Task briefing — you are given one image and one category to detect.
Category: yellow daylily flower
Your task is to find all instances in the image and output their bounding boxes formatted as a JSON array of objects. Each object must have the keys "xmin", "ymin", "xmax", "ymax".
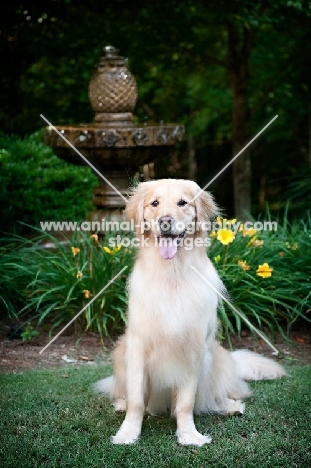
[
  {"xmin": 103, "ymin": 245, "xmax": 122, "ymax": 255},
  {"xmin": 242, "ymin": 228, "xmax": 257, "ymax": 237},
  {"xmin": 226, "ymin": 218, "xmax": 237, "ymax": 225},
  {"xmin": 209, "ymin": 231, "xmax": 217, "ymax": 237},
  {"xmin": 72, "ymin": 247, "xmax": 80, "ymax": 256},
  {"xmin": 247, "ymin": 236, "xmax": 264, "ymax": 247},
  {"xmin": 238, "ymin": 260, "xmax": 250, "ymax": 271},
  {"xmin": 217, "ymin": 228, "xmax": 235, "ymax": 245},
  {"xmin": 83, "ymin": 289, "xmax": 91, "ymax": 298},
  {"xmin": 256, "ymin": 263, "xmax": 273, "ymax": 278}
]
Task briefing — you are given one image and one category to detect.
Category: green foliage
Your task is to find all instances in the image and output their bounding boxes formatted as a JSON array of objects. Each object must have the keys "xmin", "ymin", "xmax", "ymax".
[
  {"xmin": 2, "ymin": 228, "xmax": 133, "ymax": 338},
  {"xmin": 209, "ymin": 214, "xmax": 311, "ymax": 340},
  {"xmin": 2, "ymin": 1, "xmax": 311, "ymax": 216},
  {"xmin": 0, "ymin": 364, "xmax": 311, "ymax": 467},
  {"xmin": 1, "ymin": 215, "xmax": 310, "ymax": 338},
  {"xmin": 280, "ymin": 167, "xmax": 311, "ymax": 217},
  {"xmin": 20, "ymin": 322, "xmax": 40, "ymax": 341},
  {"xmin": 0, "ymin": 236, "xmax": 32, "ymax": 318},
  {"xmin": 0, "ymin": 131, "xmax": 97, "ymax": 234}
]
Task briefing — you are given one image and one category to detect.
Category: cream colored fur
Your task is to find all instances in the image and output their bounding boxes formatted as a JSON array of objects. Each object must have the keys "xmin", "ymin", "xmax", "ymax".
[{"xmin": 94, "ymin": 179, "xmax": 286, "ymax": 446}]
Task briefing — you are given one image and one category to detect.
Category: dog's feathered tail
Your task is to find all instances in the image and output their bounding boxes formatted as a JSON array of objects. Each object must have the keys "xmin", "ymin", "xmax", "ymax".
[
  {"xmin": 93, "ymin": 376, "xmax": 113, "ymax": 394},
  {"xmin": 231, "ymin": 349, "xmax": 287, "ymax": 381}
]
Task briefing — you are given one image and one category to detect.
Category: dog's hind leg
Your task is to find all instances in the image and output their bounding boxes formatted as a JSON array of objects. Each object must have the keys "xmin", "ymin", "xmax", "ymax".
[
  {"xmin": 111, "ymin": 336, "xmax": 127, "ymax": 412},
  {"xmin": 220, "ymin": 398, "xmax": 245, "ymax": 415},
  {"xmin": 93, "ymin": 336, "xmax": 127, "ymax": 411}
]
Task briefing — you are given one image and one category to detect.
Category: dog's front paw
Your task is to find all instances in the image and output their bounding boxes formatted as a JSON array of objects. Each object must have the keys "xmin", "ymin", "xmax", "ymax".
[
  {"xmin": 177, "ymin": 429, "xmax": 212, "ymax": 446},
  {"xmin": 111, "ymin": 421, "xmax": 141, "ymax": 445}
]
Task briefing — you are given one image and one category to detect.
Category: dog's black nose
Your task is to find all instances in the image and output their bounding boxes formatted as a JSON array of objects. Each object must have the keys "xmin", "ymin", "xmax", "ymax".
[{"xmin": 158, "ymin": 216, "xmax": 174, "ymax": 232}]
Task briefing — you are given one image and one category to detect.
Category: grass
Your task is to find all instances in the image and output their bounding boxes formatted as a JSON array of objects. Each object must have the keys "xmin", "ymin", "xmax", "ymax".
[{"xmin": 0, "ymin": 364, "xmax": 310, "ymax": 467}]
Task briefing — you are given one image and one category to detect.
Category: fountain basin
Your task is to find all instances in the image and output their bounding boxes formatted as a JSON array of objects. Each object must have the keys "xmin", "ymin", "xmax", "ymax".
[{"xmin": 44, "ymin": 122, "xmax": 184, "ymax": 169}]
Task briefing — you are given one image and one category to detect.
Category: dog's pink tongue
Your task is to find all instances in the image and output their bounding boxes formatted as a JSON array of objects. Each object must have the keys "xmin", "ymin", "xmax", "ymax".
[{"xmin": 158, "ymin": 239, "xmax": 178, "ymax": 260}]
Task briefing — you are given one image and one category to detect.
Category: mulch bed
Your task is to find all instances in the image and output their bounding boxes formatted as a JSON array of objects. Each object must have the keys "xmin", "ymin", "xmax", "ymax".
[{"xmin": 0, "ymin": 321, "xmax": 310, "ymax": 373}]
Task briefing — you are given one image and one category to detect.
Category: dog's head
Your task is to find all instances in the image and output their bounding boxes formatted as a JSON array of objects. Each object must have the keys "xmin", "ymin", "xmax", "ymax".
[{"xmin": 126, "ymin": 179, "xmax": 217, "ymax": 260}]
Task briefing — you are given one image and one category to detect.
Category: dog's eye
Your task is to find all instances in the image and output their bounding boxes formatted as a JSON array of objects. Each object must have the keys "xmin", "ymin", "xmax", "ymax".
[
  {"xmin": 151, "ymin": 200, "xmax": 159, "ymax": 207},
  {"xmin": 177, "ymin": 200, "xmax": 187, "ymax": 207}
]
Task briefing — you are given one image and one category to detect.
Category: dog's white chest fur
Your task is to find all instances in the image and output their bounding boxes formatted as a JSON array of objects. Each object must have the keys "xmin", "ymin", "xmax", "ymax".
[
  {"xmin": 126, "ymin": 253, "xmax": 220, "ymax": 387},
  {"xmin": 128, "ymin": 254, "xmax": 220, "ymax": 335}
]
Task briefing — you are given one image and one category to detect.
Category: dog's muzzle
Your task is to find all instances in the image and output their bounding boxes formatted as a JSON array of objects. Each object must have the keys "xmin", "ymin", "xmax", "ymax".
[{"xmin": 157, "ymin": 216, "xmax": 186, "ymax": 260}]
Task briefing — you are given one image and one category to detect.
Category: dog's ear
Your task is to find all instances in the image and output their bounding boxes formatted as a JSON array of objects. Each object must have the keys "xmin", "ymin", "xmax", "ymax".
[
  {"xmin": 125, "ymin": 181, "xmax": 155, "ymax": 224},
  {"xmin": 194, "ymin": 190, "xmax": 218, "ymax": 223}
]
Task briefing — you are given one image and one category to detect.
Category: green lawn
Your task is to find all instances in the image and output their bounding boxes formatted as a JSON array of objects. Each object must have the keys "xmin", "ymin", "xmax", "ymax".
[{"xmin": 0, "ymin": 364, "xmax": 310, "ymax": 468}]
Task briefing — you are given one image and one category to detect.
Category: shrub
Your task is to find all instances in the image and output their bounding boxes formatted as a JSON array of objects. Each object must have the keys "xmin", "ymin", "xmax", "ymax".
[{"xmin": 0, "ymin": 130, "xmax": 97, "ymax": 234}]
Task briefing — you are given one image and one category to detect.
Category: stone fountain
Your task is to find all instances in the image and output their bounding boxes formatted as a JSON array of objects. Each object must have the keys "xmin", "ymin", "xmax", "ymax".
[{"xmin": 44, "ymin": 46, "xmax": 185, "ymax": 220}]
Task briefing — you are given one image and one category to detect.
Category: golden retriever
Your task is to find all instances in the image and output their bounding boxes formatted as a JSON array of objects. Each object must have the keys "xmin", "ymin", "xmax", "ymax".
[{"xmin": 94, "ymin": 179, "xmax": 286, "ymax": 446}]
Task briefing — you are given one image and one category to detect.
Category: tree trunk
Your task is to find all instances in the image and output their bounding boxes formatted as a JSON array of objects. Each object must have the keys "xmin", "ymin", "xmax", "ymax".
[
  {"xmin": 188, "ymin": 134, "xmax": 197, "ymax": 181},
  {"xmin": 227, "ymin": 21, "xmax": 255, "ymax": 220}
]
